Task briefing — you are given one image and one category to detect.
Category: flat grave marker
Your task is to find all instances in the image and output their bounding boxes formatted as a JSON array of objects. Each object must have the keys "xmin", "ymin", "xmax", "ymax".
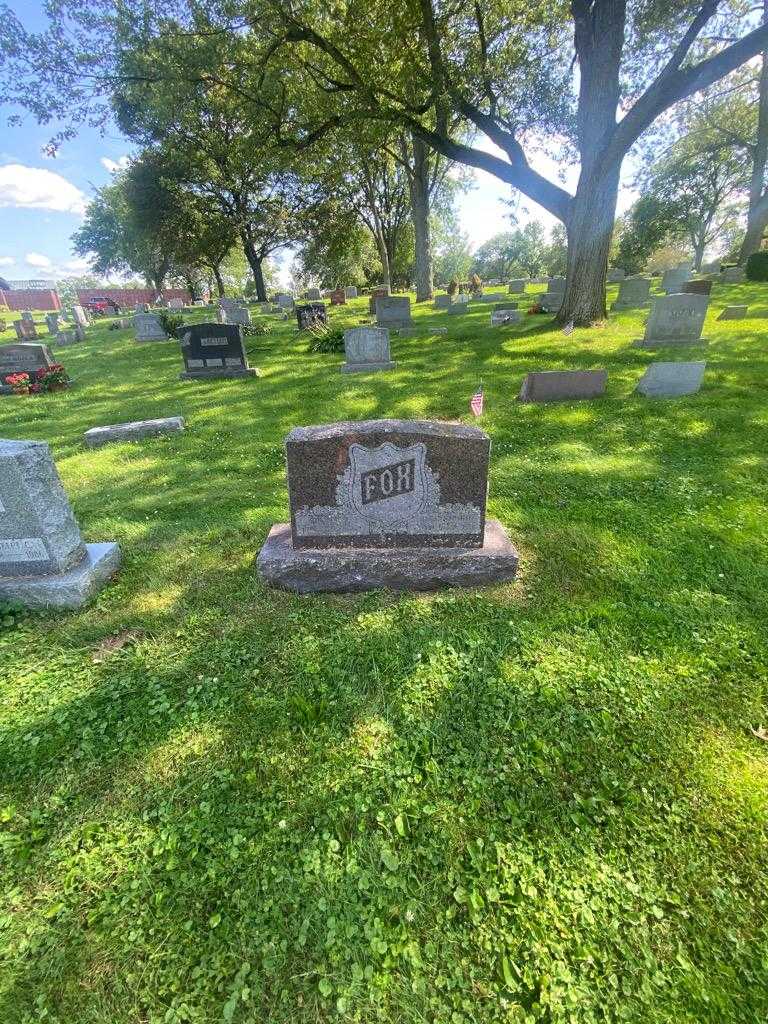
[
  {"xmin": 635, "ymin": 361, "xmax": 706, "ymax": 398},
  {"xmin": 518, "ymin": 369, "xmax": 607, "ymax": 403}
]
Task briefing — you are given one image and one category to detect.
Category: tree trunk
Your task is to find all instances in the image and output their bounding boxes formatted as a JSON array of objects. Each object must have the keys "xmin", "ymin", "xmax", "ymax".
[
  {"xmin": 212, "ymin": 263, "xmax": 225, "ymax": 298},
  {"xmin": 409, "ymin": 135, "xmax": 434, "ymax": 302},
  {"xmin": 692, "ymin": 233, "xmax": 706, "ymax": 272},
  {"xmin": 241, "ymin": 234, "xmax": 268, "ymax": 301},
  {"xmin": 559, "ymin": 166, "xmax": 621, "ymax": 324},
  {"xmin": 373, "ymin": 227, "xmax": 391, "ymax": 292},
  {"xmin": 740, "ymin": 4, "xmax": 768, "ymax": 262}
]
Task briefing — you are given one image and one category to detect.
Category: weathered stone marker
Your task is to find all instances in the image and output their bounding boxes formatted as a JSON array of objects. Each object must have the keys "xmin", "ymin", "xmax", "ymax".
[
  {"xmin": 633, "ymin": 294, "xmax": 709, "ymax": 348},
  {"xmin": 611, "ymin": 277, "xmax": 651, "ymax": 310},
  {"xmin": 178, "ymin": 322, "xmax": 256, "ymax": 380},
  {"xmin": 257, "ymin": 419, "xmax": 519, "ymax": 592},
  {"xmin": 376, "ymin": 296, "xmax": 413, "ymax": 329},
  {"xmin": 45, "ymin": 313, "xmax": 60, "ymax": 334},
  {"xmin": 14, "ymin": 320, "xmax": 37, "ymax": 340},
  {"xmin": 0, "ymin": 342, "xmax": 55, "ymax": 384},
  {"xmin": 490, "ymin": 310, "xmax": 523, "ymax": 326},
  {"xmin": 434, "ymin": 295, "xmax": 453, "ymax": 309},
  {"xmin": 221, "ymin": 304, "xmax": 251, "ymax": 327},
  {"xmin": 518, "ymin": 369, "xmax": 607, "ymax": 403},
  {"xmin": 167, "ymin": 298, "xmax": 185, "ymax": 310},
  {"xmin": 717, "ymin": 305, "xmax": 748, "ymax": 320},
  {"xmin": 134, "ymin": 312, "xmax": 167, "ymax": 342},
  {"xmin": 84, "ymin": 416, "xmax": 185, "ymax": 448},
  {"xmin": 306, "ymin": 287, "xmax": 322, "ymax": 301},
  {"xmin": 344, "ymin": 286, "xmax": 358, "ymax": 299},
  {"xmin": 330, "ymin": 289, "xmax": 347, "ymax": 305},
  {"xmin": 607, "ymin": 269, "xmax": 626, "ymax": 283},
  {"xmin": 508, "ymin": 279, "xmax": 527, "ymax": 293},
  {"xmin": 635, "ymin": 361, "xmax": 706, "ymax": 398},
  {"xmin": 541, "ymin": 277, "xmax": 566, "ymax": 310},
  {"xmin": 478, "ymin": 292, "xmax": 506, "ymax": 303},
  {"xmin": 296, "ymin": 303, "xmax": 328, "ymax": 330},
  {"xmin": 342, "ymin": 327, "xmax": 394, "ymax": 373},
  {"xmin": 661, "ymin": 268, "xmax": 690, "ymax": 294},
  {"xmin": 0, "ymin": 439, "xmax": 121, "ymax": 608},
  {"xmin": 276, "ymin": 293, "xmax": 295, "ymax": 310},
  {"xmin": 720, "ymin": 266, "xmax": 746, "ymax": 283},
  {"xmin": 71, "ymin": 305, "xmax": 89, "ymax": 328}
]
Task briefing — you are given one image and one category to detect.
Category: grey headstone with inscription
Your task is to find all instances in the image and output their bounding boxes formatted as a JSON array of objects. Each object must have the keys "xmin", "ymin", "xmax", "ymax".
[
  {"xmin": 134, "ymin": 312, "xmax": 167, "ymax": 342},
  {"xmin": 635, "ymin": 361, "xmax": 705, "ymax": 398},
  {"xmin": 508, "ymin": 279, "xmax": 527, "ymax": 293},
  {"xmin": 376, "ymin": 296, "xmax": 413, "ymax": 328},
  {"xmin": 256, "ymin": 419, "xmax": 519, "ymax": 592},
  {"xmin": 344, "ymin": 286, "xmax": 358, "ymax": 299},
  {"xmin": 178, "ymin": 322, "xmax": 257, "ymax": 380},
  {"xmin": 518, "ymin": 369, "xmax": 607, "ymax": 403},
  {"xmin": 611, "ymin": 277, "xmax": 651, "ymax": 310},
  {"xmin": 342, "ymin": 327, "xmax": 394, "ymax": 373},
  {"xmin": 0, "ymin": 439, "xmax": 120, "ymax": 608},
  {"xmin": 45, "ymin": 313, "xmax": 60, "ymax": 334},
  {"xmin": 434, "ymin": 295, "xmax": 453, "ymax": 309},
  {"xmin": 276, "ymin": 293, "xmax": 295, "ymax": 310},
  {"xmin": 306, "ymin": 287, "xmax": 322, "ymax": 300},
  {"xmin": 167, "ymin": 298, "xmax": 185, "ymax": 310},
  {"xmin": 633, "ymin": 293, "xmax": 709, "ymax": 348},
  {"xmin": 478, "ymin": 292, "xmax": 506, "ymax": 303}
]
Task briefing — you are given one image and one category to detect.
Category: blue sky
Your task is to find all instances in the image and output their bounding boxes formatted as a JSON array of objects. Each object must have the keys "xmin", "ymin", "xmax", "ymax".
[{"xmin": 0, "ymin": 2, "xmax": 634, "ymax": 287}]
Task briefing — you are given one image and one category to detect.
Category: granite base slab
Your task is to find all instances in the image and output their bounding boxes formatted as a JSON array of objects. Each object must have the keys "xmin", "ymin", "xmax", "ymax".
[
  {"xmin": 341, "ymin": 361, "xmax": 396, "ymax": 373},
  {"xmin": 179, "ymin": 367, "xmax": 257, "ymax": 380},
  {"xmin": 633, "ymin": 337, "xmax": 708, "ymax": 348},
  {"xmin": 0, "ymin": 542, "xmax": 121, "ymax": 609},
  {"xmin": 256, "ymin": 519, "xmax": 519, "ymax": 593}
]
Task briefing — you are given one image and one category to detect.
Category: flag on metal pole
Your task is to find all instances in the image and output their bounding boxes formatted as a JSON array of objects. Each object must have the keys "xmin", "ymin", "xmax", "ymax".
[
  {"xmin": 470, "ymin": 389, "xmax": 484, "ymax": 416},
  {"xmin": 562, "ymin": 320, "xmax": 575, "ymax": 336}
]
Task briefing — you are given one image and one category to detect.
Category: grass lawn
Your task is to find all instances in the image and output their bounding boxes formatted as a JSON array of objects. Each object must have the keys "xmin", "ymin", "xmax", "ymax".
[{"xmin": 1, "ymin": 284, "xmax": 767, "ymax": 1023}]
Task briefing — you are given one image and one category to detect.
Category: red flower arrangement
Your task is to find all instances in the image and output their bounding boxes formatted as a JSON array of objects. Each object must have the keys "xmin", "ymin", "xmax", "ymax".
[
  {"xmin": 3, "ymin": 364, "xmax": 69, "ymax": 395},
  {"xmin": 527, "ymin": 303, "xmax": 546, "ymax": 314}
]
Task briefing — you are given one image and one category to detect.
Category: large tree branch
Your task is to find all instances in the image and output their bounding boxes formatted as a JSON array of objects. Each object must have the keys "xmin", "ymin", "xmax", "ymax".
[{"xmin": 608, "ymin": 16, "xmax": 768, "ymax": 164}]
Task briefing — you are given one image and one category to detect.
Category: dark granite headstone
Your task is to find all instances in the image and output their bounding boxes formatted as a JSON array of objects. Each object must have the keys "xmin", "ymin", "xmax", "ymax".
[
  {"xmin": 368, "ymin": 288, "xmax": 389, "ymax": 314},
  {"xmin": 286, "ymin": 420, "xmax": 490, "ymax": 550},
  {"xmin": 257, "ymin": 419, "xmax": 519, "ymax": 592},
  {"xmin": 518, "ymin": 369, "xmax": 607, "ymax": 403},
  {"xmin": 296, "ymin": 303, "xmax": 328, "ymax": 330},
  {"xmin": 330, "ymin": 289, "xmax": 346, "ymax": 305},
  {"xmin": 178, "ymin": 322, "xmax": 256, "ymax": 380}
]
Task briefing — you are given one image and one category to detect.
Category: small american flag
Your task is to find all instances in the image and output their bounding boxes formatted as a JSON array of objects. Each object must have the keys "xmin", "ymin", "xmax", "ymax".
[
  {"xmin": 562, "ymin": 320, "xmax": 575, "ymax": 336},
  {"xmin": 470, "ymin": 389, "xmax": 484, "ymax": 416}
]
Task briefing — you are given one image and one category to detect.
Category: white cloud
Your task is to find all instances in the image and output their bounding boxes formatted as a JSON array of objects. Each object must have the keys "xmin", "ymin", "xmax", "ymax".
[
  {"xmin": 101, "ymin": 155, "xmax": 130, "ymax": 173},
  {"xmin": 0, "ymin": 256, "xmax": 13, "ymax": 267},
  {"xmin": 25, "ymin": 252, "xmax": 53, "ymax": 269},
  {"xmin": 63, "ymin": 256, "xmax": 93, "ymax": 273},
  {"xmin": 0, "ymin": 164, "xmax": 87, "ymax": 215}
]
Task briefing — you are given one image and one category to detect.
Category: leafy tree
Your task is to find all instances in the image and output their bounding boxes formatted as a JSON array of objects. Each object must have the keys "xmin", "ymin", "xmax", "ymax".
[
  {"xmin": 615, "ymin": 193, "xmax": 688, "ymax": 274},
  {"xmin": 4, "ymin": 1, "xmax": 768, "ymax": 322},
  {"xmin": 432, "ymin": 206, "xmax": 472, "ymax": 285},
  {"xmin": 542, "ymin": 225, "xmax": 569, "ymax": 277}
]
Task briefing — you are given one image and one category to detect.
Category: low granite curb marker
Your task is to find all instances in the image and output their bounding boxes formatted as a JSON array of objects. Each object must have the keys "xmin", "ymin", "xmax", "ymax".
[
  {"xmin": 84, "ymin": 416, "xmax": 185, "ymax": 448},
  {"xmin": 518, "ymin": 370, "xmax": 608, "ymax": 403},
  {"xmin": 342, "ymin": 327, "xmax": 395, "ymax": 373},
  {"xmin": 0, "ymin": 439, "xmax": 120, "ymax": 609},
  {"xmin": 256, "ymin": 419, "xmax": 519, "ymax": 593},
  {"xmin": 717, "ymin": 305, "xmax": 748, "ymax": 320}
]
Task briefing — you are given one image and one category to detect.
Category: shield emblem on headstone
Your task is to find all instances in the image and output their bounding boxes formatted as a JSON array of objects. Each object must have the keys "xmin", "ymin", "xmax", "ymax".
[{"xmin": 348, "ymin": 442, "xmax": 428, "ymax": 524}]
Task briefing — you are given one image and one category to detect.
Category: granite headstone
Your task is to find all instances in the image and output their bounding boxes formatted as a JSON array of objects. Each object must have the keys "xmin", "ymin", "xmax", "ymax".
[
  {"xmin": 717, "ymin": 305, "xmax": 748, "ymax": 320},
  {"xmin": 134, "ymin": 312, "xmax": 167, "ymax": 342},
  {"xmin": 611, "ymin": 277, "xmax": 651, "ymax": 310},
  {"xmin": 342, "ymin": 327, "xmax": 394, "ymax": 373},
  {"xmin": 634, "ymin": 294, "xmax": 709, "ymax": 348},
  {"xmin": 178, "ymin": 322, "xmax": 256, "ymax": 380},
  {"xmin": 0, "ymin": 439, "xmax": 120, "ymax": 608},
  {"xmin": 256, "ymin": 419, "xmax": 519, "ymax": 592},
  {"xmin": 376, "ymin": 296, "xmax": 413, "ymax": 328},
  {"xmin": 518, "ymin": 370, "xmax": 607, "ymax": 403},
  {"xmin": 635, "ymin": 361, "xmax": 706, "ymax": 398}
]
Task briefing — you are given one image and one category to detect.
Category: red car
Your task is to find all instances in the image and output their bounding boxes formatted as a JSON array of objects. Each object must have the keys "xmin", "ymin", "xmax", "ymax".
[{"xmin": 85, "ymin": 296, "xmax": 121, "ymax": 316}]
